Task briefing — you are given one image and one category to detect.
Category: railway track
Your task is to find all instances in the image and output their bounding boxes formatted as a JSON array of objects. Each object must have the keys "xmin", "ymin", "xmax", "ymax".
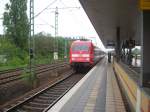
[
  {"xmin": 0, "ymin": 68, "xmax": 22, "ymax": 75},
  {"xmin": 0, "ymin": 62, "xmax": 69, "ymax": 85},
  {"xmin": 3, "ymin": 71, "xmax": 85, "ymax": 112}
]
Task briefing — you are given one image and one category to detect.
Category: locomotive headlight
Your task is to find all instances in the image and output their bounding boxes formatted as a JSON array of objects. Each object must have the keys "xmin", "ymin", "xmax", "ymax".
[
  {"xmin": 82, "ymin": 54, "xmax": 89, "ymax": 57},
  {"xmin": 85, "ymin": 58, "xmax": 90, "ymax": 61},
  {"xmin": 72, "ymin": 54, "xmax": 79, "ymax": 57},
  {"xmin": 72, "ymin": 58, "xmax": 75, "ymax": 60}
]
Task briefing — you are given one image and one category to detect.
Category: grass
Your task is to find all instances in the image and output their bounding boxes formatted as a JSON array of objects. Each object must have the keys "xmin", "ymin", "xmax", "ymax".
[{"xmin": 0, "ymin": 64, "xmax": 27, "ymax": 71}]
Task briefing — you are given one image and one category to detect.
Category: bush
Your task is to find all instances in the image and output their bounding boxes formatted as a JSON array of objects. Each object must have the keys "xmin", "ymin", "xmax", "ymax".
[{"xmin": 0, "ymin": 38, "xmax": 28, "ymax": 69}]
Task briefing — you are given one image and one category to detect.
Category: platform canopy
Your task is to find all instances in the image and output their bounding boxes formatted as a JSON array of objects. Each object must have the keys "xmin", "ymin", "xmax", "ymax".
[{"xmin": 79, "ymin": 0, "xmax": 141, "ymax": 48}]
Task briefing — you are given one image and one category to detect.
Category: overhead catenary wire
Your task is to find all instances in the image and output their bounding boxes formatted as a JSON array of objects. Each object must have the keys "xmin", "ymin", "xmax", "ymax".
[
  {"xmin": 32, "ymin": 0, "xmax": 86, "ymax": 38},
  {"xmin": 32, "ymin": 0, "xmax": 81, "ymax": 25},
  {"xmin": 34, "ymin": 3, "xmax": 81, "ymax": 35},
  {"xmin": 35, "ymin": 24, "xmax": 55, "ymax": 29},
  {"xmin": 34, "ymin": 0, "xmax": 58, "ymax": 18},
  {"xmin": 47, "ymin": 7, "xmax": 80, "ymax": 10},
  {"xmin": 58, "ymin": 0, "xmax": 83, "ymax": 27},
  {"xmin": 58, "ymin": 0, "xmax": 80, "ymax": 11},
  {"xmin": 38, "ymin": 17, "xmax": 55, "ymax": 28},
  {"xmin": 61, "ymin": 4, "xmax": 93, "ymax": 37},
  {"xmin": 59, "ymin": 0, "xmax": 88, "ymax": 26}
]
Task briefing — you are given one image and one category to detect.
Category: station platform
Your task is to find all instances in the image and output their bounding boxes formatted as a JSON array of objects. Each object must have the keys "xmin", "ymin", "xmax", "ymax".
[{"xmin": 48, "ymin": 58, "xmax": 126, "ymax": 112}]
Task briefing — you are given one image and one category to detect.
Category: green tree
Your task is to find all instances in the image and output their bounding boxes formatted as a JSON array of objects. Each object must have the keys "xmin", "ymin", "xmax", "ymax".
[{"xmin": 3, "ymin": 0, "xmax": 29, "ymax": 50}]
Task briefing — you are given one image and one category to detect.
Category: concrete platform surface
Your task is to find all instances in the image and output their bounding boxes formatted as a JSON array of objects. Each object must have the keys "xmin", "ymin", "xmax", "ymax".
[{"xmin": 48, "ymin": 58, "xmax": 126, "ymax": 112}]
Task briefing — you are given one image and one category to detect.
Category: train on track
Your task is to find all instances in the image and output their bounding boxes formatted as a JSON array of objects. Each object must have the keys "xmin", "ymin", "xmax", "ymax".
[{"xmin": 69, "ymin": 40, "xmax": 105, "ymax": 71}]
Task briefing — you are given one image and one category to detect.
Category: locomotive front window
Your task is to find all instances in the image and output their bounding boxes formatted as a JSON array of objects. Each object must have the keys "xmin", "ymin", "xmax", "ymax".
[{"xmin": 72, "ymin": 44, "xmax": 89, "ymax": 51}]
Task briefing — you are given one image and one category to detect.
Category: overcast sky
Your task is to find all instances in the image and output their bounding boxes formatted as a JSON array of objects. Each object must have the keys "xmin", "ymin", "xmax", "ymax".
[{"xmin": 0, "ymin": 0, "xmax": 105, "ymax": 50}]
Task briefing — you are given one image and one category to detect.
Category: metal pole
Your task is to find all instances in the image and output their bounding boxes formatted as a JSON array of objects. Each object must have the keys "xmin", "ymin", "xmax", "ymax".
[
  {"xmin": 54, "ymin": 7, "xmax": 58, "ymax": 60},
  {"xmin": 64, "ymin": 37, "xmax": 67, "ymax": 61},
  {"xmin": 29, "ymin": 0, "xmax": 36, "ymax": 86}
]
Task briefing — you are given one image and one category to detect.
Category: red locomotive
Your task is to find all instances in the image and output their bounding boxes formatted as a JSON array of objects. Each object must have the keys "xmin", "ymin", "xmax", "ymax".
[{"xmin": 69, "ymin": 40, "xmax": 104, "ymax": 71}]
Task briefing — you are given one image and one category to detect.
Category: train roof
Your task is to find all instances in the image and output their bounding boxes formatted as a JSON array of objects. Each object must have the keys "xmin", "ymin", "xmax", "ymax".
[{"xmin": 71, "ymin": 40, "xmax": 93, "ymax": 45}]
